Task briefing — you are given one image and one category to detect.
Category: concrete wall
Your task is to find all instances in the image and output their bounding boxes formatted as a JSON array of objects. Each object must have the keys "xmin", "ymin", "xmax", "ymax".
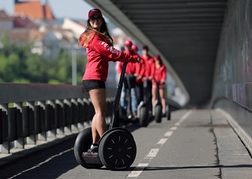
[{"xmin": 212, "ymin": 0, "xmax": 252, "ymax": 137}]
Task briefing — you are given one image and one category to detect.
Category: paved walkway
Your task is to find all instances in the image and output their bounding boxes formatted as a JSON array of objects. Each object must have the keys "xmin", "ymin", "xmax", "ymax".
[{"xmin": 0, "ymin": 109, "xmax": 252, "ymax": 179}]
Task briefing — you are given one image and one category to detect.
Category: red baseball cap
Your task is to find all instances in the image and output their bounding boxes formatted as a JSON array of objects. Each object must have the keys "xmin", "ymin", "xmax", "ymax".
[
  {"xmin": 154, "ymin": 55, "xmax": 161, "ymax": 61},
  {"xmin": 131, "ymin": 44, "xmax": 138, "ymax": 51},
  {"xmin": 88, "ymin": 8, "xmax": 102, "ymax": 19},
  {"xmin": 124, "ymin": 40, "xmax": 132, "ymax": 47}
]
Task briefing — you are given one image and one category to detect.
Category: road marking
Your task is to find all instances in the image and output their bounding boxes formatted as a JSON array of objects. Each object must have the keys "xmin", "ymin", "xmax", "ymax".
[
  {"xmin": 170, "ymin": 126, "xmax": 177, "ymax": 131},
  {"xmin": 179, "ymin": 110, "xmax": 192, "ymax": 123},
  {"xmin": 164, "ymin": 131, "xmax": 173, "ymax": 137},
  {"xmin": 174, "ymin": 122, "xmax": 180, "ymax": 126},
  {"xmin": 157, "ymin": 138, "xmax": 168, "ymax": 144},
  {"xmin": 127, "ymin": 110, "xmax": 193, "ymax": 178},
  {"xmin": 127, "ymin": 163, "xmax": 149, "ymax": 178},
  {"xmin": 146, "ymin": 148, "xmax": 159, "ymax": 158}
]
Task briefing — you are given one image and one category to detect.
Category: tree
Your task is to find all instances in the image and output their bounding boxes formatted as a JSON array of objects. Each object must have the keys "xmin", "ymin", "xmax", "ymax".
[{"xmin": 0, "ymin": 35, "xmax": 87, "ymax": 84}]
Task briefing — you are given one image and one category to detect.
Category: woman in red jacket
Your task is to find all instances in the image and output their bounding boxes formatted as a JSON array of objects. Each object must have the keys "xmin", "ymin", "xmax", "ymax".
[
  {"xmin": 151, "ymin": 55, "xmax": 167, "ymax": 115},
  {"xmin": 78, "ymin": 9, "xmax": 139, "ymax": 153}
]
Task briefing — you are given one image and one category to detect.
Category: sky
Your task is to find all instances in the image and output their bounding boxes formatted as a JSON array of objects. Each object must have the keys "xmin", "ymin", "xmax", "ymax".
[{"xmin": 0, "ymin": 0, "xmax": 94, "ymax": 20}]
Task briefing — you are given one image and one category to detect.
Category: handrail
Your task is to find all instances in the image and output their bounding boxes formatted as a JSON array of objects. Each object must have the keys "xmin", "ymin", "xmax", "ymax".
[
  {"xmin": 0, "ymin": 83, "xmax": 88, "ymax": 103},
  {"xmin": 0, "ymin": 83, "xmax": 115, "ymax": 156},
  {"xmin": 211, "ymin": 96, "xmax": 252, "ymax": 113}
]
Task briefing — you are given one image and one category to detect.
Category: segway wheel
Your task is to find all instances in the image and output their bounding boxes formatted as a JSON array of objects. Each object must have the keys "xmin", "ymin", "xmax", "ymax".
[
  {"xmin": 166, "ymin": 105, "xmax": 171, "ymax": 120},
  {"xmin": 154, "ymin": 105, "xmax": 162, "ymax": 123},
  {"xmin": 74, "ymin": 127, "xmax": 103, "ymax": 169},
  {"xmin": 139, "ymin": 106, "xmax": 149, "ymax": 127},
  {"xmin": 99, "ymin": 128, "xmax": 137, "ymax": 170}
]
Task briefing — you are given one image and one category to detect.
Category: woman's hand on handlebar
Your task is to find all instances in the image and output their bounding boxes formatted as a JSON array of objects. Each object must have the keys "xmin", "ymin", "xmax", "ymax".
[{"xmin": 134, "ymin": 58, "xmax": 140, "ymax": 63}]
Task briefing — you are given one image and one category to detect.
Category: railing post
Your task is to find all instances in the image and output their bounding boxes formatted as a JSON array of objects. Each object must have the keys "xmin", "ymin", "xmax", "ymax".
[
  {"xmin": 0, "ymin": 104, "xmax": 10, "ymax": 154},
  {"xmin": 13, "ymin": 103, "xmax": 25, "ymax": 150},
  {"xmin": 55, "ymin": 100, "xmax": 64, "ymax": 136},
  {"xmin": 83, "ymin": 98, "xmax": 91, "ymax": 127},
  {"xmin": 0, "ymin": 108, "xmax": 2, "ymax": 145},
  {"xmin": 88, "ymin": 98, "xmax": 95, "ymax": 122},
  {"xmin": 71, "ymin": 98, "xmax": 79, "ymax": 132},
  {"xmin": 36, "ymin": 101, "xmax": 47, "ymax": 142},
  {"xmin": 46, "ymin": 100, "xmax": 56, "ymax": 140},
  {"xmin": 25, "ymin": 102, "xmax": 36, "ymax": 146},
  {"xmin": 77, "ymin": 98, "xmax": 85, "ymax": 129},
  {"xmin": 64, "ymin": 99, "xmax": 72, "ymax": 134}
]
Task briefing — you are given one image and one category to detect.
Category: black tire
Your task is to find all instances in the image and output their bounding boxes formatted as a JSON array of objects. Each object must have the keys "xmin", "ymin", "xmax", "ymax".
[
  {"xmin": 74, "ymin": 127, "xmax": 103, "ymax": 169},
  {"xmin": 166, "ymin": 106, "xmax": 171, "ymax": 121},
  {"xmin": 139, "ymin": 106, "xmax": 149, "ymax": 127},
  {"xmin": 154, "ymin": 105, "xmax": 162, "ymax": 123},
  {"xmin": 99, "ymin": 128, "xmax": 136, "ymax": 170}
]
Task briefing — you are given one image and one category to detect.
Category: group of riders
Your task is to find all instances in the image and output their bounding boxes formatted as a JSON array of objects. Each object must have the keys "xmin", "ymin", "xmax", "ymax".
[{"xmin": 116, "ymin": 40, "xmax": 167, "ymax": 120}]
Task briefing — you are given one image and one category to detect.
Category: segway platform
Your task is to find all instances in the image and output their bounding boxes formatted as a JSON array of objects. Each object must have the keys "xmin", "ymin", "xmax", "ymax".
[{"xmin": 82, "ymin": 152, "xmax": 101, "ymax": 164}]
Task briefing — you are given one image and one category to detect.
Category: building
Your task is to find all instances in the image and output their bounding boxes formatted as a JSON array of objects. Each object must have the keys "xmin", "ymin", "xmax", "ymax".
[
  {"xmin": 61, "ymin": 18, "xmax": 85, "ymax": 39},
  {"xmin": 0, "ymin": 10, "xmax": 13, "ymax": 31},
  {"xmin": 14, "ymin": 0, "xmax": 55, "ymax": 20}
]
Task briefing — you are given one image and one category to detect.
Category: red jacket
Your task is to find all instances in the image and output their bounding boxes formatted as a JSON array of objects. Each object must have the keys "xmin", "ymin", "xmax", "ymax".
[
  {"xmin": 152, "ymin": 64, "xmax": 167, "ymax": 84},
  {"xmin": 117, "ymin": 49, "xmax": 137, "ymax": 75},
  {"xmin": 142, "ymin": 55, "xmax": 154, "ymax": 80},
  {"xmin": 80, "ymin": 31, "xmax": 137, "ymax": 82},
  {"xmin": 135, "ymin": 56, "xmax": 145, "ymax": 83}
]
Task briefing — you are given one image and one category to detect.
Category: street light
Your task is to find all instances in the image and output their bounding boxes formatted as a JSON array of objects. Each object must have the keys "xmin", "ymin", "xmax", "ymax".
[{"xmin": 72, "ymin": 44, "xmax": 78, "ymax": 85}]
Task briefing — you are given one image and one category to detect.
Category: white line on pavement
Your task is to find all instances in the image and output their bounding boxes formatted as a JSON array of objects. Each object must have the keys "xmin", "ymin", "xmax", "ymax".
[
  {"xmin": 170, "ymin": 126, "xmax": 177, "ymax": 131},
  {"xmin": 127, "ymin": 110, "xmax": 192, "ymax": 178},
  {"xmin": 146, "ymin": 148, "xmax": 159, "ymax": 158},
  {"xmin": 179, "ymin": 110, "xmax": 192, "ymax": 123},
  {"xmin": 164, "ymin": 131, "xmax": 173, "ymax": 137},
  {"xmin": 127, "ymin": 163, "xmax": 149, "ymax": 178},
  {"xmin": 174, "ymin": 122, "xmax": 180, "ymax": 126},
  {"xmin": 157, "ymin": 138, "xmax": 168, "ymax": 144}
]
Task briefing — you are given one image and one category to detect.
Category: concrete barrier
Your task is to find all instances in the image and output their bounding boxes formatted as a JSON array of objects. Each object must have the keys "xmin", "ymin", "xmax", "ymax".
[{"xmin": 0, "ymin": 83, "xmax": 115, "ymax": 157}]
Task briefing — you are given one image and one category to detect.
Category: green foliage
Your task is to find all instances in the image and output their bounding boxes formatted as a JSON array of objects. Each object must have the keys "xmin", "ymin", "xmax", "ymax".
[{"xmin": 0, "ymin": 35, "xmax": 87, "ymax": 84}]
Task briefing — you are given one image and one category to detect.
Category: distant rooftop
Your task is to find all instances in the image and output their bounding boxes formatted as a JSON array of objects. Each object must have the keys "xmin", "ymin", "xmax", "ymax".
[
  {"xmin": 0, "ymin": 10, "xmax": 12, "ymax": 20},
  {"xmin": 15, "ymin": 0, "xmax": 55, "ymax": 20}
]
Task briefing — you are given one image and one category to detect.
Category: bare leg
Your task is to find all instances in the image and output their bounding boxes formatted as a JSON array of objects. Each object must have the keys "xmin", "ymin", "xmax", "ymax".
[
  {"xmin": 152, "ymin": 86, "xmax": 157, "ymax": 106},
  {"xmin": 89, "ymin": 88, "xmax": 107, "ymax": 144},
  {"xmin": 159, "ymin": 88, "xmax": 166, "ymax": 113}
]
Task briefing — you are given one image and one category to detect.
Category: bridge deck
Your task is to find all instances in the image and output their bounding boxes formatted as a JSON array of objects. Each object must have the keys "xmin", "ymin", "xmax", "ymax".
[{"xmin": 0, "ymin": 109, "xmax": 252, "ymax": 179}]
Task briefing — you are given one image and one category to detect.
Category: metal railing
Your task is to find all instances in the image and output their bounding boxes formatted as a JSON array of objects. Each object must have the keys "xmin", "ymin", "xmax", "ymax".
[{"xmin": 0, "ymin": 83, "xmax": 114, "ymax": 156}]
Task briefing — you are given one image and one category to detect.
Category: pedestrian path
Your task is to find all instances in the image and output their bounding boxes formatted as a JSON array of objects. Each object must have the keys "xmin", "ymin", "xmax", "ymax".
[{"xmin": 0, "ymin": 109, "xmax": 252, "ymax": 179}]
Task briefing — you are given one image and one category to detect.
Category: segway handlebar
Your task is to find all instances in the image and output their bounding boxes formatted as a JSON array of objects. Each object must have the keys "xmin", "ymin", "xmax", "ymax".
[{"xmin": 109, "ymin": 62, "xmax": 128, "ymax": 129}]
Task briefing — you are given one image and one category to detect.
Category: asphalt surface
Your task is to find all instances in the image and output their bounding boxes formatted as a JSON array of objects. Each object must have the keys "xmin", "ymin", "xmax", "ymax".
[{"xmin": 0, "ymin": 109, "xmax": 252, "ymax": 179}]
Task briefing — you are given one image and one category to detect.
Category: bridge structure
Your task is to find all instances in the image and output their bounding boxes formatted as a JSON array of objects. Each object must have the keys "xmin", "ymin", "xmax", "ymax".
[
  {"xmin": 85, "ymin": 0, "xmax": 252, "ymax": 142},
  {"xmin": 0, "ymin": 0, "xmax": 252, "ymax": 178}
]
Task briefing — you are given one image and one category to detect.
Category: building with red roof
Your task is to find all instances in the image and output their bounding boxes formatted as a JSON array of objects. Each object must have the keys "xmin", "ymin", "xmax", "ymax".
[{"xmin": 15, "ymin": 0, "xmax": 55, "ymax": 20}]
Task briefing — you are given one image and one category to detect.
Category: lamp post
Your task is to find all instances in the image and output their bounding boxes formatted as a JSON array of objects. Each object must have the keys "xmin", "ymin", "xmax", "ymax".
[{"xmin": 72, "ymin": 44, "xmax": 78, "ymax": 85}]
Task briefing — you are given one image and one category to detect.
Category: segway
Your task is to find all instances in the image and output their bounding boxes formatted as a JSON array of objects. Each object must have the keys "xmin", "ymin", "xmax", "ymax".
[
  {"xmin": 137, "ymin": 78, "xmax": 149, "ymax": 127},
  {"xmin": 166, "ymin": 103, "xmax": 171, "ymax": 121},
  {"xmin": 119, "ymin": 74, "xmax": 139, "ymax": 124},
  {"xmin": 74, "ymin": 62, "xmax": 137, "ymax": 170},
  {"xmin": 165, "ymin": 97, "xmax": 182, "ymax": 121},
  {"xmin": 153, "ymin": 81, "xmax": 163, "ymax": 123},
  {"xmin": 125, "ymin": 74, "xmax": 135, "ymax": 120}
]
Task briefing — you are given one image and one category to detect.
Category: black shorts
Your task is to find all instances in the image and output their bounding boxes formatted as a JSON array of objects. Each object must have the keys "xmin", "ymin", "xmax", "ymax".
[{"xmin": 82, "ymin": 80, "xmax": 105, "ymax": 92}]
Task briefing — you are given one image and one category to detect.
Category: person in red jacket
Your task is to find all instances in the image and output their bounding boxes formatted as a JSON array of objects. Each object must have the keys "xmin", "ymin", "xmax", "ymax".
[
  {"xmin": 151, "ymin": 55, "xmax": 167, "ymax": 115},
  {"xmin": 78, "ymin": 8, "xmax": 139, "ymax": 154},
  {"xmin": 141, "ymin": 45, "xmax": 154, "ymax": 113},
  {"xmin": 118, "ymin": 40, "xmax": 138, "ymax": 118},
  {"xmin": 132, "ymin": 44, "xmax": 145, "ymax": 104}
]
